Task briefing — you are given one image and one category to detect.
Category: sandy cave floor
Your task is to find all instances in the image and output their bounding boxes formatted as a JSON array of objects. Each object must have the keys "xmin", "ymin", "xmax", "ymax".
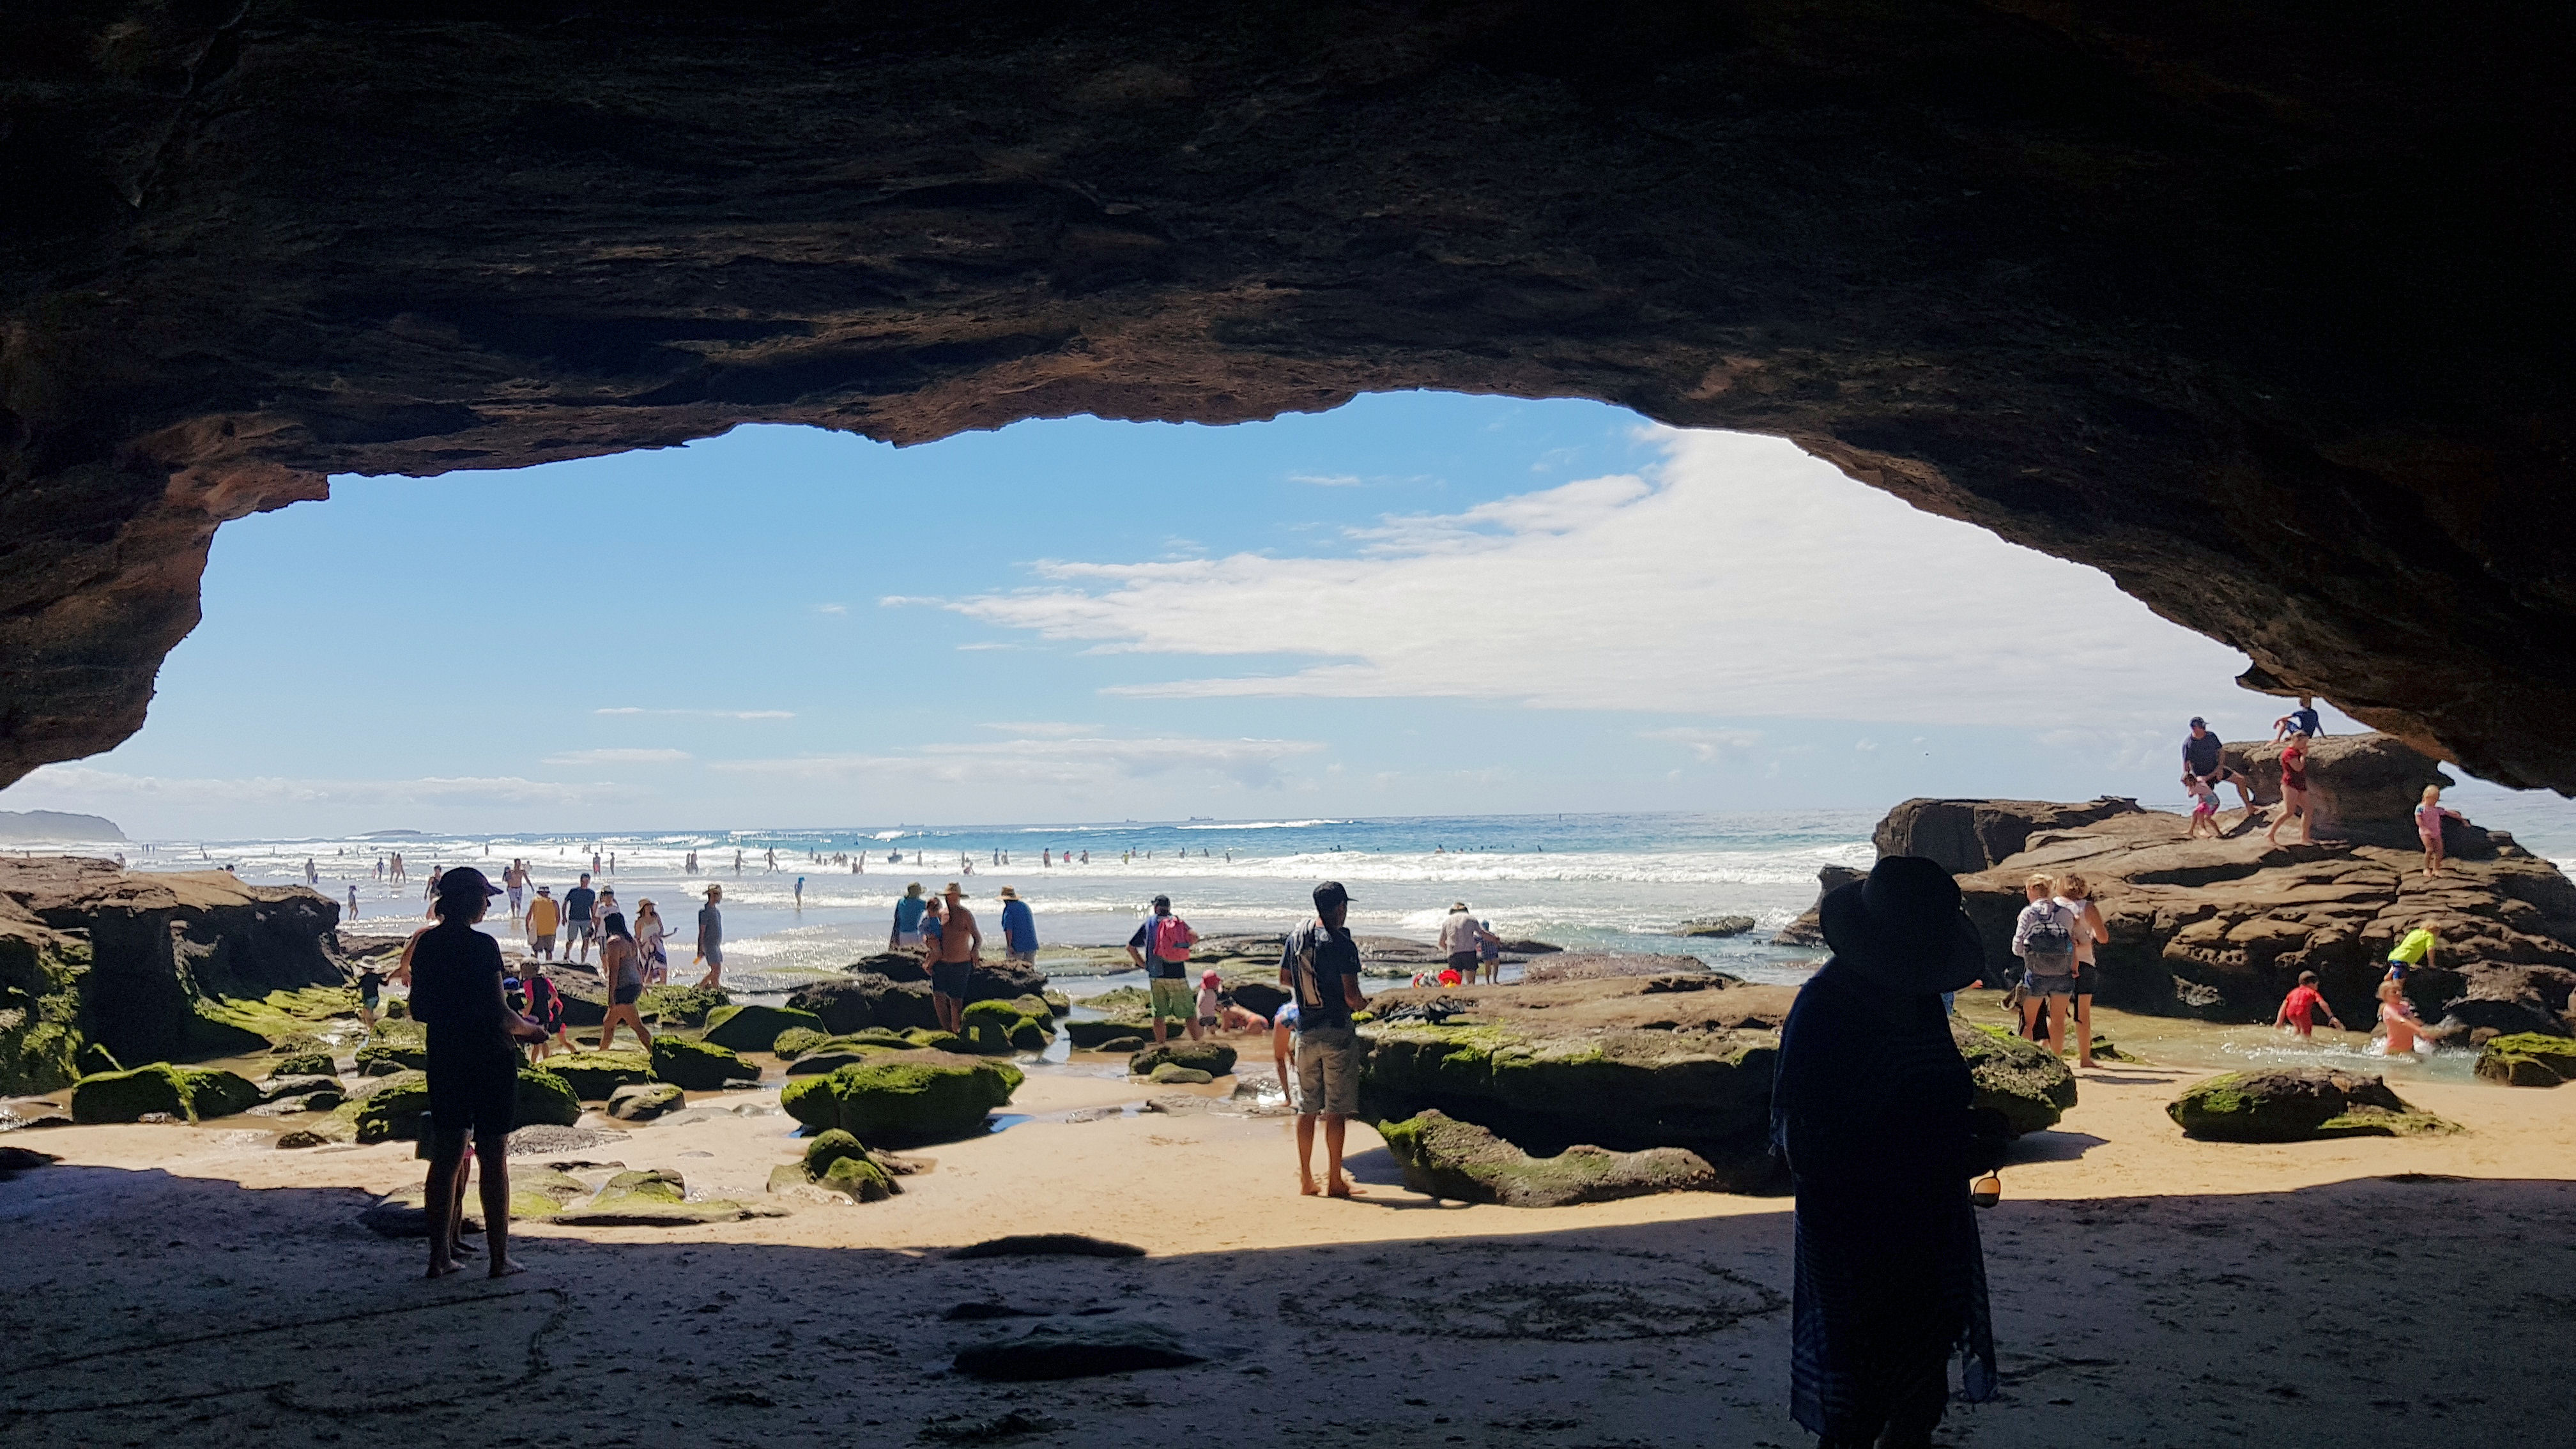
[{"xmin": 4, "ymin": 1064, "xmax": 2574, "ymax": 1448}]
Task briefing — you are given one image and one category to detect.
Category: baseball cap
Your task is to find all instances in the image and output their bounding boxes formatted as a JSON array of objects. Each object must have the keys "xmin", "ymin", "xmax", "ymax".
[
  {"xmin": 1151, "ymin": 893, "xmax": 1170, "ymax": 909},
  {"xmin": 2189, "ymin": 716, "xmax": 2207, "ymax": 727},
  {"xmin": 1313, "ymin": 880, "xmax": 1351, "ymax": 907}
]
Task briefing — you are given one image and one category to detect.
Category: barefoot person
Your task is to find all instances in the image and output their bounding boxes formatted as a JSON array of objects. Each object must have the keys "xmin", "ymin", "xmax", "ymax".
[
  {"xmin": 2182, "ymin": 716, "xmax": 2254, "ymax": 814},
  {"xmin": 1280, "ymin": 880, "xmax": 1369, "ymax": 1198},
  {"xmin": 525, "ymin": 884, "xmax": 559, "ymax": 961},
  {"xmin": 2053, "ymin": 873, "xmax": 2108, "ymax": 1070},
  {"xmin": 632, "ymin": 899, "xmax": 669, "ymax": 986},
  {"xmin": 2416, "ymin": 785, "xmax": 2467, "ymax": 877},
  {"xmin": 1128, "ymin": 894, "xmax": 1200, "ymax": 1045},
  {"xmin": 1771, "ymin": 855, "xmax": 1998, "ymax": 1448},
  {"xmin": 411, "ymin": 867, "xmax": 544, "ymax": 1280},
  {"xmin": 694, "ymin": 884, "xmax": 724, "ymax": 990},
  {"xmin": 596, "ymin": 912, "xmax": 654, "ymax": 1053},
  {"xmin": 2267, "ymin": 731, "xmax": 2317, "ymax": 846},
  {"xmin": 2010, "ymin": 874, "xmax": 2080, "ymax": 1057},
  {"xmin": 562, "ymin": 873, "xmax": 598, "ymax": 964},
  {"xmin": 930, "ymin": 882, "xmax": 981, "ymax": 1033},
  {"xmin": 1439, "ymin": 901, "xmax": 1480, "ymax": 984},
  {"xmin": 2271, "ymin": 695, "xmax": 2325, "ymax": 743},
  {"xmin": 2274, "ymin": 969, "xmax": 2345, "ymax": 1038}
]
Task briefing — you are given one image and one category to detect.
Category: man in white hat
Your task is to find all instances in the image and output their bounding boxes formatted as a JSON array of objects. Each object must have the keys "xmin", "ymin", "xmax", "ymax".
[{"xmin": 930, "ymin": 882, "xmax": 981, "ymax": 1032}]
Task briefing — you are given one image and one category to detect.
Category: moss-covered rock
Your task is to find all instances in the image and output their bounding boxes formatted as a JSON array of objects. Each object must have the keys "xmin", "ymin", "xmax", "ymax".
[
  {"xmin": 270, "ymin": 1048, "xmax": 337, "ymax": 1078},
  {"xmin": 2168, "ymin": 1067, "xmax": 2461, "ymax": 1141},
  {"xmin": 0, "ymin": 927, "xmax": 88, "ymax": 1095},
  {"xmin": 702, "ymin": 1003, "xmax": 825, "ymax": 1054},
  {"xmin": 515, "ymin": 1068, "xmax": 581, "ymax": 1127},
  {"xmin": 904, "ymin": 1028, "xmax": 969, "ymax": 1053},
  {"xmin": 345, "ymin": 1076, "xmax": 432, "ymax": 1142},
  {"xmin": 820, "ymin": 1153, "xmax": 894, "ymax": 1201},
  {"xmin": 779, "ymin": 1054, "xmax": 1023, "ymax": 1145},
  {"xmin": 638, "ymin": 983, "xmax": 728, "ymax": 1025},
  {"xmin": 1078, "ymin": 985, "xmax": 1152, "ymax": 1013},
  {"xmin": 354, "ymin": 1020, "xmax": 428, "ymax": 1075},
  {"xmin": 74, "ymin": 1040, "xmax": 123, "ymax": 1077},
  {"xmin": 259, "ymin": 1073, "xmax": 340, "ymax": 1102},
  {"xmin": 1092, "ymin": 1034, "xmax": 1148, "ymax": 1054},
  {"xmin": 1956, "ymin": 1022, "xmax": 2079, "ymax": 1137},
  {"xmin": 962, "ymin": 999, "xmax": 1052, "ymax": 1055},
  {"xmin": 785, "ymin": 974, "xmax": 940, "ymax": 1034},
  {"xmin": 2474, "ymin": 1032, "xmax": 2576, "ymax": 1086},
  {"xmin": 609, "ymin": 1081, "xmax": 686, "ymax": 1119},
  {"xmin": 543, "ymin": 1050, "xmax": 654, "ymax": 1100},
  {"xmin": 193, "ymin": 986, "xmax": 360, "ymax": 1052},
  {"xmin": 649, "ymin": 1036, "xmax": 760, "ymax": 1091},
  {"xmin": 1380, "ymin": 1109, "xmax": 1719, "ymax": 1206},
  {"xmin": 70, "ymin": 1062, "xmax": 261, "ymax": 1123},
  {"xmin": 1148, "ymin": 1063, "xmax": 1213, "ymax": 1085},
  {"xmin": 1041, "ymin": 990, "xmax": 1071, "ymax": 1016},
  {"xmin": 1128, "ymin": 1041, "xmax": 1236, "ymax": 1078},
  {"xmin": 597, "ymin": 1167, "xmax": 685, "ymax": 1202},
  {"xmin": 802, "ymin": 1128, "xmax": 869, "ymax": 1175},
  {"xmin": 770, "ymin": 1026, "xmax": 829, "ymax": 1061},
  {"xmin": 1008, "ymin": 992, "xmax": 1055, "ymax": 1021}
]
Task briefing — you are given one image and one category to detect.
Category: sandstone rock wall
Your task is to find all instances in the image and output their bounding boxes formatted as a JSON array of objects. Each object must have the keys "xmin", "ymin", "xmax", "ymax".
[
  {"xmin": 1873, "ymin": 798, "xmax": 2144, "ymax": 876},
  {"xmin": 0, "ymin": 857, "xmax": 348, "ymax": 1093},
  {"xmin": 3, "ymin": 5, "xmax": 2574, "ymax": 790},
  {"xmin": 2222, "ymin": 733, "xmax": 2455, "ymax": 845}
]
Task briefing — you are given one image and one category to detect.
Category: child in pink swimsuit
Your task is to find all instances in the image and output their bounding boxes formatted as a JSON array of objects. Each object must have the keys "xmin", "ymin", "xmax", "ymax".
[
  {"xmin": 2414, "ymin": 785, "xmax": 2465, "ymax": 877},
  {"xmin": 2377, "ymin": 978, "xmax": 2431, "ymax": 1055}
]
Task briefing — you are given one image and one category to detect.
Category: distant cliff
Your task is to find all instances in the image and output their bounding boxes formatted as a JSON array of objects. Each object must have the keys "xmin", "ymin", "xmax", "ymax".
[{"xmin": 0, "ymin": 811, "xmax": 125, "ymax": 843}]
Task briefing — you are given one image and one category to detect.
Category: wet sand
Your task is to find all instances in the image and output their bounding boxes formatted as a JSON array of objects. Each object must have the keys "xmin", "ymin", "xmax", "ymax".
[{"xmin": 4, "ymin": 1060, "xmax": 2572, "ymax": 1446}]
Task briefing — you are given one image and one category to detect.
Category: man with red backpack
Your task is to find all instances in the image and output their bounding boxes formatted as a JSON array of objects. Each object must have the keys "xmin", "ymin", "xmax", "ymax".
[{"xmin": 1126, "ymin": 894, "xmax": 1200, "ymax": 1045}]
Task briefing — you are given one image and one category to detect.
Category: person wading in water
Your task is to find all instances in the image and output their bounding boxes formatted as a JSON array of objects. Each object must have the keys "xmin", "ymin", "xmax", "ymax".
[
  {"xmin": 410, "ymin": 868, "xmax": 546, "ymax": 1280},
  {"xmin": 1772, "ymin": 855, "xmax": 1999, "ymax": 1448}
]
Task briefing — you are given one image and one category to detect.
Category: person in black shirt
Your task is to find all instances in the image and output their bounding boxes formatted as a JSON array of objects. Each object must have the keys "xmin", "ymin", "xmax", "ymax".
[
  {"xmin": 411, "ymin": 866, "xmax": 544, "ymax": 1280},
  {"xmin": 1278, "ymin": 880, "xmax": 1369, "ymax": 1199},
  {"xmin": 2181, "ymin": 717, "xmax": 2253, "ymax": 813}
]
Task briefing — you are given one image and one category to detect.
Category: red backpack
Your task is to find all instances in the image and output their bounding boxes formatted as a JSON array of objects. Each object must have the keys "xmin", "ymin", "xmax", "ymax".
[{"xmin": 1152, "ymin": 914, "xmax": 1196, "ymax": 962}]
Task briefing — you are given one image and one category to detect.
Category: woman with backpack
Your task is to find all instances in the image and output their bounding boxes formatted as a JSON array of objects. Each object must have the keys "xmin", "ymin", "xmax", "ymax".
[{"xmin": 2010, "ymin": 873, "xmax": 2080, "ymax": 1057}]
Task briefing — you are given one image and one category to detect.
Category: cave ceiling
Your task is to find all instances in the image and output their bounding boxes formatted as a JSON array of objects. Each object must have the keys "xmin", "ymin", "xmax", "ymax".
[{"xmin": 3, "ymin": 1, "xmax": 2571, "ymax": 790}]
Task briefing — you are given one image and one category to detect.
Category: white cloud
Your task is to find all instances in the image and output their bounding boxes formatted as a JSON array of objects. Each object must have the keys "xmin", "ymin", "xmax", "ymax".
[
  {"xmin": 594, "ymin": 707, "xmax": 795, "ymax": 719},
  {"xmin": 10, "ymin": 765, "xmax": 612, "ymax": 812},
  {"xmin": 1641, "ymin": 727, "xmax": 1765, "ymax": 760},
  {"xmin": 977, "ymin": 721, "xmax": 1101, "ymax": 737},
  {"xmin": 712, "ymin": 733, "xmax": 1323, "ymax": 790},
  {"xmin": 1290, "ymin": 472, "xmax": 1363, "ymax": 487},
  {"xmin": 917, "ymin": 431, "xmax": 2248, "ymax": 728},
  {"xmin": 542, "ymin": 748, "xmax": 693, "ymax": 766},
  {"xmin": 815, "ymin": 602, "xmax": 849, "ymax": 615}
]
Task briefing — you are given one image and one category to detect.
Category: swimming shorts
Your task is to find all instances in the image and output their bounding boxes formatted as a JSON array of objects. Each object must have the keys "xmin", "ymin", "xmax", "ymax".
[
  {"xmin": 1294, "ymin": 1025, "xmax": 1362, "ymax": 1116},
  {"xmin": 1447, "ymin": 951, "xmax": 1479, "ymax": 976},
  {"xmin": 531, "ymin": 933, "xmax": 555, "ymax": 956},
  {"xmin": 427, "ymin": 1045, "xmax": 518, "ymax": 1138},
  {"xmin": 2071, "ymin": 963, "xmax": 2099, "ymax": 995},
  {"xmin": 613, "ymin": 982, "xmax": 641, "ymax": 1006},
  {"xmin": 931, "ymin": 960, "xmax": 974, "ymax": 999},
  {"xmin": 1149, "ymin": 977, "xmax": 1195, "ymax": 1022},
  {"xmin": 567, "ymin": 922, "xmax": 595, "ymax": 942}
]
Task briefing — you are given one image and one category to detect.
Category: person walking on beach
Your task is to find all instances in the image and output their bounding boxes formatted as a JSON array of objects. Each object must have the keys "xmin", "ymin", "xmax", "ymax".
[
  {"xmin": 999, "ymin": 885, "xmax": 1038, "ymax": 965},
  {"xmin": 1280, "ymin": 881, "xmax": 1368, "ymax": 1198},
  {"xmin": 891, "ymin": 883, "xmax": 928, "ymax": 951},
  {"xmin": 2052, "ymin": 874, "xmax": 2108, "ymax": 1070},
  {"xmin": 596, "ymin": 912, "xmax": 654, "ymax": 1053},
  {"xmin": 1770, "ymin": 855, "xmax": 1998, "ymax": 1448},
  {"xmin": 2182, "ymin": 716, "xmax": 2255, "ymax": 815},
  {"xmin": 347, "ymin": 884, "xmax": 361, "ymax": 920},
  {"xmin": 562, "ymin": 873, "xmax": 598, "ymax": 963},
  {"xmin": 2267, "ymin": 731, "xmax": 2317, "ymax": 846},
  {"xmin": 2010, "ymin": 874, "xmax": 2080, "ymax": 1057},
  {"xmin": 525, "ymin": 884, "xmax": 559, "ymax": 960},
  {"xmin": 1128, "ymin": 894, "xmax": 1200, "ymax": 1045},
  {"xmin": 410, "ymin": 867, "xmax": 545, "ymax": 1280},
  {"xmin": 2274, "ymin": 969, "xmax": 2344, "ymax": 1038},
  {"xmin": 1439, "ymin": 902, "xmax": 1480, "ymax": 985},
  {"xmin": 930, "ymin": 883, "xmax": 981, "ymax": 1033},
  {"xmin": 2271, "ymin": 695, "xmax": 2326, "ymax": 743},
  {"xmin": 505, "ymin": 861, "xmax": 526, "ymax": 920},
  {"xmin": 2416, "ymin": 785, "xmax": 2467, "ymax": 877},
  {"xmin": 694, "ymin": 884, "xmax": 724, "ymax": 990},
  {"xmin": 633, "ymin": 898, "xmax": 669, "ymax": 986}
]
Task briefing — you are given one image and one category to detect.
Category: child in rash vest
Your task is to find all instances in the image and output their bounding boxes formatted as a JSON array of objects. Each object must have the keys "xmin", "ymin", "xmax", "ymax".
[{"xmin": 2273, "ymin": 970, "xmax": 2345, "ymax": 1038}]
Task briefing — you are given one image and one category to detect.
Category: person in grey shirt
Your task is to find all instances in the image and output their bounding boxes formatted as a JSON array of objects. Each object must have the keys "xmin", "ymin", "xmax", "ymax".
[{"xmin": 695, "ymin": 883, "xmax": 724, "ymax": 989}]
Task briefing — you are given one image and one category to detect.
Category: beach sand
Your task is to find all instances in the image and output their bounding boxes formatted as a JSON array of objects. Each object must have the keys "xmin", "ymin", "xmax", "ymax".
[{"xmin": 4, "ymin": 1062, "xmax": 2572, "ymax": 1446}]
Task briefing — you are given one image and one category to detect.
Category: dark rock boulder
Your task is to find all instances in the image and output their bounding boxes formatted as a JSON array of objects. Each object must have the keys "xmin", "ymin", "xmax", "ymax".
[
  {"xmin": 966, "ymin": 960, "xmax": 1049, "ymax": 1004},
  {"xmin": 514, "ymin": 1068, "xmax": 583, "ymax": 1128},
  {"xmin": 70, "ymin": 1062, "xmax": 260, "ymax": 1124},
  {"xmin": 2224, "ymin": 733, "xmax": 2457, "ymax": 848},
  {"xmin": 1675, "ymin": 916, "xmax": 1756, "ymax": 939},
  {"xmin": 1130, "ymin": 1041, "xmax": 1236, "ymax": 1078},
  {"xmin": 648, "ymin": 1036, "xmax": 761, "ymax": 1091},
  {"xmin": 608, "ymin": 1082, "xmax": 685, "ymax": 1121},
  {"xmin": 2168, "ymin": 1067, "xmax": 2459, "ymax": 1141},
  {"xmin": 701, "ymin": 1003, "xmax": 825, "ymax": 1054},
  {"xmin": 269, "ymin": 1049, "xmax": 337, "ymax": 1078},
  {"xmin": 1379, "ymin": 1109, "xmax": 1718, "ymax": 1206},
  {"xmin": 1773, "ymin": 865, "xmax": 1866, "ymax": 947},
  {"xmin": 1221, "ymin": 977, "xmax": 1290, "ymax": 1017},
  {"xmin": 541, "ymin": 1050, "xmax": 653, "ymax": 1101},
  {"xmin": 960, "ymin": 999, "xmax": 1052, "ymax": 1055},
  {"xmin": 786, "ymin": 974, "xmax": 940, "ymax": 1035},
  {"xmin": 2474, "ymin": 1033, "xmax": 2576, "ymax": 1086},
  {"xmin": 1518, "ymin": 953, "xmax": 1727, "ymax": 985},
  {"xmin": 953, "ymin": 1323, "xmax": 1204, "ymax": 1382},
  {"xmin": 1874, "ymin": 797, "xmax": 2145, "ymax": 876},
  {"xmin": 1953, "ymin": 1022, "xmax": 2078, "ymax": 1138}
]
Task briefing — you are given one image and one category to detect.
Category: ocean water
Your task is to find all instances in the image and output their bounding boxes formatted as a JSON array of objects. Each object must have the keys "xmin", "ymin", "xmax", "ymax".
[{"xmin": 52, "ymin": 788, "xmax": 2576, "ymax": 1000}]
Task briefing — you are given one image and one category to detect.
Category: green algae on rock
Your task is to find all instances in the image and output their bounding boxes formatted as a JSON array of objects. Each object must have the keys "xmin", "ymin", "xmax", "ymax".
[
  {"xmin": 1148, "ymin": 1063, "xmax": 1213, "ymax": 1085},
  {"xmin": 1064, "ymin": 1016, "xmax": 1157, "ymax": 1049},
  {"xmin": 962, "ymin": 998, "xmax": 1052, "ymax": 1055},
  {"xmin": 702, "ymin": 1003, "xmax": 825, "ymax": 1054},
  {"xmin": 515, "ymin": 1068, "xmax": 583, "ymax": 1128},
  {"xmin": 540, "ymin": 1050, "xmax": 653, "ymax": 1101},
  {"xmin": 553, "ymin": 1167, "xmax": 785, "ymax": 1227},
  {"xmin": 609, "ymin": 1081, "xmax": 685, "ymax": 1120},
  {"xmin": 648, "ymin": 1036, "xmax": 760, "ymax": 1091},
  {"xmin": 770, "ymin": 1027, "xmax": 829, "ymax": 1061},
  {"xmin": 2474, "ymin": 1032, "xmax": 2576, "ymax": 1086},
  {"xmin": 270, "ymin": 1048, "xmax": 337, "ymax": 1078},
  {"xmin": 636, "ymin": 983, "xmax": 728, "ymax": 1025},
  {"xmin": 1956, "ymin": 1022, "xmax": 2080, "ymax": 1137},
  {"xmin": 779, "ymin": 1053, "xmax": 1023, "ymax": 1146},
  {"xmin": 70, "ymin": 1062, "xmax": 260, "ymax": 1123},
  {"xmin": 1379, "ymin": 1108, "xmax": 1719, "ymax": 1206},
  {"xmin": 1129, "ymin": 1041, "xmax": 1236, "ymax": 1078},
  {"xmin": 2168, "ymin": 1067, "xmax": 2460, "ymax": 1142},
  {"xmin": 353, "ymin": 1020, "xmax": 428, "ymax": 1075}
]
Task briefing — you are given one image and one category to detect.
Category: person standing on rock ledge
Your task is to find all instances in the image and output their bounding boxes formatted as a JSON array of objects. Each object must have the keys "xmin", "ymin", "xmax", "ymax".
[
  {"xmin": 411, "ymin": 866, "xmax": 546, "ymax": 1281},
  {"xmin": 1129, "ymin": 894, "xmax": 1201, "ymax": 1045},
  {"xmin": 1771, "ymin": 855, "xmax": 1997, "ymax": 1449},
  {"xmin": 2182, "ymin": 716, "xmax": 2255, "ymax": 816},
  {"xmin": 930, "ymin": 883, "xmax": 982, "ymax": 1033},
  {"xmin": 1280, "ymin": 880, "xmax": 1369, "ymax": 1199}
]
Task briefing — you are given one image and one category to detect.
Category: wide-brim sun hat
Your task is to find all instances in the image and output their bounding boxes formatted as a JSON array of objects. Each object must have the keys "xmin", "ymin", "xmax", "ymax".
[
  {"xmin": 944, "ymin": 882, "xmax": 967, "ymax": 898},
  {"xmin": 999, "ymin": 886, "xmax": 1018, "ymax": 900},
  {"xmin": 1817, "ymin": 855, "xmax": 1987, "ymax": 994}
]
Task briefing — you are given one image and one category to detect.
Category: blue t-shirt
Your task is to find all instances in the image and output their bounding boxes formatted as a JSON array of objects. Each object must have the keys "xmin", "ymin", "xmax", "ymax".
[
  {"xmin": 2288, "ymin": 707, "xmax": 2322, "ymax": 737},
  {"xmin": 1000, "ymin": 898, "xmax": 1038, "ymax": 952},
  {"xmin": 921, "ymin": 914, "xmax": 944, "ymax": 948},
  {"xmin": 563, "ymin": 885, "xmax": 596, "ymax": 924},
  {"xmin": 894, "ymin": 896, "xmax": 927, "ymax": 933}
]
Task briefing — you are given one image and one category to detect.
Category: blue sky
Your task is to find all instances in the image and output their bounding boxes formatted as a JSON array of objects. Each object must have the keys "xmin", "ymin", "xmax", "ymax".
[{"xmin": 6, "ymin": 392, "xmax": 2367, "ymax": 837}]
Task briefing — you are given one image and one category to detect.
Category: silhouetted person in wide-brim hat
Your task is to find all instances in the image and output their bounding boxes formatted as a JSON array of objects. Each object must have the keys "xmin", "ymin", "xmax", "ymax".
[{"xmin": 1772, "ymin": 855, "xmax": 1999, "ymax": 1448}]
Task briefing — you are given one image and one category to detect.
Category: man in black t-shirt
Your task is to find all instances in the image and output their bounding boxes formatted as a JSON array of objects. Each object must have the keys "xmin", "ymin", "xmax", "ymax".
[
  {"xmin": 412, "ymin": 866, "xmax": 544, "ymax": 1280},
  {"xmin": 2182, "ymin": 717, "xmax": 2254, "ymax": 813},
  {"xmin": 1278, "ymin": 880, "xmax": 1369, "ymax": 1199}
]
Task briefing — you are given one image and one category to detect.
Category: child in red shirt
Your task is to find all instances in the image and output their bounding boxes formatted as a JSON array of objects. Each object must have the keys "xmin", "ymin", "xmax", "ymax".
[{"xmin": 2273, "ymin": 970, "xmax": 2345, "ymax": 1038}]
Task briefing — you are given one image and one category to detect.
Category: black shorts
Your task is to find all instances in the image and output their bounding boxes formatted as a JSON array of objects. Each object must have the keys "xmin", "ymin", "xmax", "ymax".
[
  {"xmin": 2072, "ymin": 963, "xmax": 2099, "ymax": 996},
  {"xmin": 427, "ymin": 1048, "xmax": 518, "ymax": 1138},
  {"xmin": 931, "ymin": 960, "xmax": 974, "ymax": 999},
  {"xmin": 614, "ymin": 982, "xmax": 642, "ymax": 1006},
  {"xmin": 1448, "ymin": 951, "xmax": 1480, "ymax": 974}
]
